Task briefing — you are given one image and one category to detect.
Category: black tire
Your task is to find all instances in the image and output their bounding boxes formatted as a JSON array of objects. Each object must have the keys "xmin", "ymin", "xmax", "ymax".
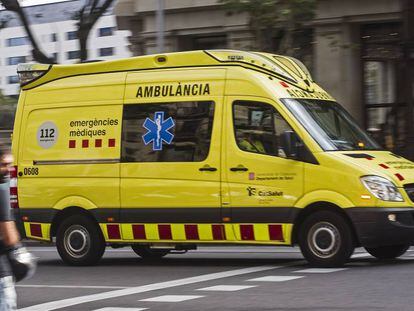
[
  {"xmin": 365, "ymin": 245, "xmax": 409, "ymax": 259},
  {"xmin": 56, "ymin": 215, "xmax": 105, "ymax": 266},
  {"xmin": 131, "ymin": 245, "xmax": 170, "ymax": 260},
  {"xmin": 298, "ymin": 210, "xmax": 355, "ymax": 267}
]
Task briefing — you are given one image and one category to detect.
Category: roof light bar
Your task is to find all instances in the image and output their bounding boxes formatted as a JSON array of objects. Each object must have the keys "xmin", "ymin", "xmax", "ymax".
[
  {"xmin": 17, "ymin": 63, "xmax": 51, "ymax": 86},
  {"xmin": 207, "ymin": 50, "xmax": 297, "ymax": 83}
]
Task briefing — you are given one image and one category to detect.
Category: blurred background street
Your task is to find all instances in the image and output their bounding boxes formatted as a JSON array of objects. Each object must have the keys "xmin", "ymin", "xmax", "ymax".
[{"xmin": 1, "ymin": 1, "xmax": 414, "ymax": 310}]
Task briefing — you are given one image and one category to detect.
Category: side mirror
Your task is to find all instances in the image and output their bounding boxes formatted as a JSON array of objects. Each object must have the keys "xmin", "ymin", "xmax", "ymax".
[{"xmin": 281, "ymin": 131, "xmax": 300, "ymax": 159}]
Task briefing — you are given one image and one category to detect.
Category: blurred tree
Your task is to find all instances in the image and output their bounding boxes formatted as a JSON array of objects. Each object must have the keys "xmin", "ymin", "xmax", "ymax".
[
  {"xmin": 74, "ymin": 0, "xmax": 115, "ymax": 62},
  {"xmin": 0, "ymin": 92, "xmax": 17, "ymax": 130},
  {"xmin": 0, "ymin": 0, "xmax": 55, "ymax": 63},
  {"xmin": 0, "ymin": 0, "xmax": 114, "ymax": 63},
  {"xmin": 219, "ymin": 0, "xmax": 315, "ymax": 58}
]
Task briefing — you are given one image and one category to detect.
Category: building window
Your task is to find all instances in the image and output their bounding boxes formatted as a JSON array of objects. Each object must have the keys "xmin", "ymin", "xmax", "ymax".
[
  {"xmin": 6, "ymin": 37, "xmax": 28, "ymax": 47},
  {"xmin": 178, "ymin": 35, "xmax": 227, "ymax": 51},
  {"xmin": 51, "ymin": 33, "xmax": 58, "ymax": 42},
  {"xmin": 99, "ymin": 47, "xmax": 114, "ymax": 57},
  {"xmin": 98, "ymin": 27, "xmax": 114, "ymax": 37},
  {"xmin": 233, "ymin": 101, "xmax": 294, "ymax": 157},
  {"xmin": 7, "ymin": 76, "xmax": 19, "ymax": 84},
  {"xmin": 7, "ymin": 56, "xmax": 26, "ymax": 66},
  {"xmin": 66, "ymin": 31, "xmax": 78, "ymax": 40},
  {"xmin": 67, "ymin": 50, "xmax": 80, "ymax": 60},
  {"xmin": 51, "ymin": 53, "xmax": 58, "ymax": 62},
  {"xmin": 362, "ymin": 22, "xmax": 404, "ymax": 152},
  {"xmin": 122, "ymin": 101, "xmax": 215, "ymax": 162}
]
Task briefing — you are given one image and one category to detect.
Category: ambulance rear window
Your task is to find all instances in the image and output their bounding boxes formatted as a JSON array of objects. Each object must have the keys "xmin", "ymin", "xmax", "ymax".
[{"xmin": 122, "ymin": 101, "xmax": 214, "ymax": 162}]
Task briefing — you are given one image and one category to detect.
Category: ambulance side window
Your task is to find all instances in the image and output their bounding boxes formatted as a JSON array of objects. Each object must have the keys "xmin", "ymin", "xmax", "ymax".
[
  {"xmin": 233, "ymin": 101, "xmax": 294, "ymax": 158},
  {"xmin": 122, "ymin": 101, "xmax": 215, "ymax": 162}
]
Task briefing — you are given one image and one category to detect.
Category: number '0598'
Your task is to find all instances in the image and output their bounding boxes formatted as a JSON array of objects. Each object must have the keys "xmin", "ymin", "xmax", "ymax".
[{"xmin": 23, "ymin": 168, "xmax": 39, "ymax": 175}]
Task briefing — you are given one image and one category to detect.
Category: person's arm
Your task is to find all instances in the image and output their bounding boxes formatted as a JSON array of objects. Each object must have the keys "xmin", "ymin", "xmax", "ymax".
[
  {"xmin": 0, "ymin": 222, "xmax": 20, "ymax": 247},
  {"xmin": 0, "ymin": 151, "xmax": 20, "ymax": 247}
]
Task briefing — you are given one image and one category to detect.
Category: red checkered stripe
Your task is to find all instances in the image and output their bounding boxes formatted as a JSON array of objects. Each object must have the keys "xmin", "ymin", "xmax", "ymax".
[
  {"xmin": 24, "ymin": 222, "xmax": 50, "ymax": 241},
  {"xmin": 68, "ymin": 138, "xmax": 116, "ymax": 149},
  {"xmin": 104, "ymin": 223, "xmax": 285, "ymax": 242},
  {"xmin": 106, "ymin": 223, "xmax": 226, "ymax": 241}
]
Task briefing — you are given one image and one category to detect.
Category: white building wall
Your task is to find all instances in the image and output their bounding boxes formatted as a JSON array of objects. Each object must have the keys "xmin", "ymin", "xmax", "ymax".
[{"xmin": 0, "ymin": 13, "xmax": 131, "ymax": 96}]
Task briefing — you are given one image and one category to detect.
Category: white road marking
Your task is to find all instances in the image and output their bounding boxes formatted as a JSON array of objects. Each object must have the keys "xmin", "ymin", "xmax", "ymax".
[
  {"xmin": 93, "ymin": 308, "xmax": 147, "ymax": 311},
  {"xmin": 197, "ymin": 285, "xmax": 257, "ymax": 292},
  {"xmin": 18, "ymin": 265, "xmax": 282, "ymax": 311},
  {"xmin": 351, "ymin": 253, "xmax": 372, "ymax": 259},
  {"xmin": 17, "ymin": 285, "xmax": 129, "ymax": 289},
  {"xmin": 247, "ymin": 276, "xmax": 304, "ymax": 282},
  {"xmin": 140, "ymin": 295, "xmax": 204, "ymax": 302},
  {"xmin": 293, "ymin": 268, "xmax": 347, "ymax": 273},
  {"xmin": 346, "ymin": 262, "xmax": 373, "ymax": 267}
]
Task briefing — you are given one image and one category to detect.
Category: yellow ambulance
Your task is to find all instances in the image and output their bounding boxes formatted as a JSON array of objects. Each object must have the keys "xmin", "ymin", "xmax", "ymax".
[{"xmin": 10, "ymin": 50, "xmax": 414, "ymax": 267}]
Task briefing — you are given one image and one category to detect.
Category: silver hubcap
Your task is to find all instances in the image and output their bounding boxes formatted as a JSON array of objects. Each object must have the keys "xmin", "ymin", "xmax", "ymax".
[
  {"xmin": 308, "ymin": 222, "xmax": 340, "ymax": 259},
  {"xmin": 64, "ymin": 225, "xmax": 90, "ymax": 259}
]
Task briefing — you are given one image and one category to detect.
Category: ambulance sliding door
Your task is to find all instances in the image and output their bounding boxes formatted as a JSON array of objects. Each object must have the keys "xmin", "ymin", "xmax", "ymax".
[{"xmin": 120, "ymin": 69, "xmax": 225, "ymax": 241}]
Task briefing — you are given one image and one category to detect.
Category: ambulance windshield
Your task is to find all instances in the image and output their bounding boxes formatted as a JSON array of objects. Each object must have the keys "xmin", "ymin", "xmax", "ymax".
[{"xmin": 282, "ymin": 99, "xmax": 381, "ymax": 151}]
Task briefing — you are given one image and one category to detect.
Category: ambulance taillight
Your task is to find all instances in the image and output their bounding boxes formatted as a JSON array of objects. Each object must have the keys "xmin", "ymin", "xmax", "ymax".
[{"xmin": 9, "ymin": 166, "xmax": 19, "ymax": 209}]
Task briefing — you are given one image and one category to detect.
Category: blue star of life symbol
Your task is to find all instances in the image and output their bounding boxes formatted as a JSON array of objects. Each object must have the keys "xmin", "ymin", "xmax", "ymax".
[{"xmin": 142, "ymin": 111, "xmax": 175, "ymax": 151}]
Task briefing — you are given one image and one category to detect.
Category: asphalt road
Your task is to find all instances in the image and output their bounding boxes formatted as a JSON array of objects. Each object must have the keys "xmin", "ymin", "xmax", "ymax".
[{"xmin": 15, "ymin": 245, "xmax": 414, "ymax": 311}]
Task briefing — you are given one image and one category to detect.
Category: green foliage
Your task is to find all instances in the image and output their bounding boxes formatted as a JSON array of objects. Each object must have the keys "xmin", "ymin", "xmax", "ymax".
[
  {"xmin": 219, "ymin": 0, "xmax": 316, "ymax": 58},
  {"xmin": 0, "ymin": 92, "xmax": 17, "ymax": 130}
]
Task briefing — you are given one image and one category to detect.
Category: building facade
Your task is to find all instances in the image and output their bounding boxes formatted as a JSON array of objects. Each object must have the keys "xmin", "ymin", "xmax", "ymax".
[
  {"xmin": 115, "ymin": 0, "xmax": 252, "ymax": 55},
  {"xmin": 0, "ymin": 0, "xmax": 132, "ymax": 96},
  {"xmin": 115, "ymin": 0, "xmax": 414, "ymax": 159},
  {"xmin": 314, "ymin": 0, "xmax": 413, "ymax": 159}
]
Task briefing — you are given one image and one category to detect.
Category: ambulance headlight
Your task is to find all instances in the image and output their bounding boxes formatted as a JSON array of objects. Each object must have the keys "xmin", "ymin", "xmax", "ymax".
[{"xmin": 360, "ymin": 176, "xmax": 404, "ymax": 202}]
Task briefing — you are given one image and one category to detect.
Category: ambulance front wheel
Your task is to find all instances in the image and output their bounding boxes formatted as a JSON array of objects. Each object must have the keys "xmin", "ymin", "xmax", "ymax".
[
  {"xmin": 365, "ymin": 245, "xmax": 409, "ymax": 260},
  {"xmin": 56, "ymin": 215, "xmax": 105, "ymax": 266},
  {"xmin": 131, "ymin": 245, "xmax": 170, "ymax": 260},
  {"xmin": 298, "ymin": 211, "xmax": 354, "ymax": 267}
]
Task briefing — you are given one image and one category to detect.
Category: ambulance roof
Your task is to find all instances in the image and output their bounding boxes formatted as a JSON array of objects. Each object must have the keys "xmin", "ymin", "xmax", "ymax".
[{"xmin": 18, "ymin": 50, "xmax": 314, "ymax": 91}]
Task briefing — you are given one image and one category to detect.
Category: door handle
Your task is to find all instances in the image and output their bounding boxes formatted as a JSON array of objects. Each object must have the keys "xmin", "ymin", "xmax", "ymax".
[
  {"xmin": 199, "ymin": 165, "xmax": 217, "ymax": 172},
  {"xmin": 230, "ymin": 166, "xmax": 248, "ymax": 172}
]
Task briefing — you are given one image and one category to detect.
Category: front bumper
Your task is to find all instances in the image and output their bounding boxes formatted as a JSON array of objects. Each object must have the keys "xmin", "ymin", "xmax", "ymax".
[{"xmin": 347, "ymin": 208, "xmax": 414, "ymax": 248}]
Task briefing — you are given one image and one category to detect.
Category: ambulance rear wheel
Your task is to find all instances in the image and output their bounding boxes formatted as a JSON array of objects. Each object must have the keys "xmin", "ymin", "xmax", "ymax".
[
  {"xmin": 365, "ymin": 245, "xmax": 409, "ymax": 259},
  {"xmin": 56, "ymin": 215, "xmax": 105, "ymax": 266},
  {"xmin": 132, "ymin": 245, "xmax": 170, "ymax": 260},
  {"xmin": 299, "ymin": 211, "xmax": 354, "ymax": 267}
]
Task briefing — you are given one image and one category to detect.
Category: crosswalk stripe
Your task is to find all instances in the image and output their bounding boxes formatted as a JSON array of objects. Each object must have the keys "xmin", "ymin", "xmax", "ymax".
[
  {"xmin": 18, "ymin": 264, "xmax": 283, "ymax": 311},
  {"xmin": 140, "ymin": 295, "xmax": 204, "ymax": 302},
  {"xmin": 247, "ymin": 276, "xmax": 304, "ymax": 282},
  {"xmin": 293, "ymin": 268, "xmax": 347, "ymax": 273},
  {"xmin": 197, "ymin": 285, "xmax": 257, "ymax": 291},
  {"xmin": 351, "ymin": 252, "xmax": 371, "ymax": 258}
]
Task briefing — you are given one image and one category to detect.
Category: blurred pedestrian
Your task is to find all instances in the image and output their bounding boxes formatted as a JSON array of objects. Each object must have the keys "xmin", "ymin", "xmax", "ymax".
[{"xmin": 0, "ymin": 146, "xmax": 36, "ymax": 311}]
